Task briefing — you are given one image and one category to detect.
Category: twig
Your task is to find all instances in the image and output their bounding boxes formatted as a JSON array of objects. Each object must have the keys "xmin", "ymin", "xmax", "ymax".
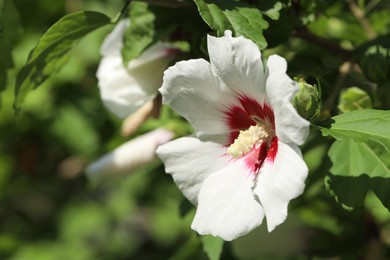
[
  {"xmin": 346, "ymin": 0, "xmax": 377, "ymax": 40},
  {"xmin": 322, "ymin": 61, "xmax": 352, "ymax": 111}
]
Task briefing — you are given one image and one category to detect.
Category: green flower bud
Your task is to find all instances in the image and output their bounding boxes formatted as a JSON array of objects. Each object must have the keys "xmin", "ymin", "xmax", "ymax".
[
  {"xmin": 361, "ymin": 54, "xmax": 390, "ymax": 85},
  {"xmin": 338, "ymin": 87, "xmax": 372, "ymax": 113},
  {"xmin": 292, "ymin": 78, "xmax": 321, "ymax": 121}
]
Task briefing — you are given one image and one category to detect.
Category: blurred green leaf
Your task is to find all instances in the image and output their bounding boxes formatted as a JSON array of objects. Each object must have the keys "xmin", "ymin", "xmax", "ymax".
[
  {"xmin": 360, "ymin": 53, "xmax": 390, "ymax": 85},
  {"xmin": 0, "ymin": 0, "xmax": 21, "ymax": 91},
  {"xmin": 13, "ymin": 11, "xmax": 110, "ymax": 112},
  {"xmin": 201, "ymin": 235, "xmax": 224, "ymax": 260},
  {"xmin": 122, "ymin": 2, "xmax": 155, "ymax": 63},
  {"xmin": 194, "ymin": 0, "xmax": 268, "ymax": 49},
  {"xmin": 50, "ymin": 105, "xmax": 99, "ymax": 156},
  {"xmin": 321, "ymin": 109, "xmax": 390, "ymax": 147},
  {"xmin": 338, "ymin": 87, "xmax": 372, "ymax": 113}
]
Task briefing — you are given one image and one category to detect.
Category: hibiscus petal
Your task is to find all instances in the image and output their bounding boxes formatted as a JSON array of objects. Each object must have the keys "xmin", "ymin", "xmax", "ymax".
[
  {"xmin": 156, "ymin": 136, "xmax": 229, "ymax": 204},
  {"xmin": 253, "ymin": 141, "xmax": 308, "ymax": 232},
  {"xmin": 191, "ymin": 160, "xmax": 264, "ymax": 241},
  {"xmin": 265, "ymin": 55, "xmax": 310, "ymax": 145},
  {"xmin": 207, "ymin": 31, "xmax": 266, "ymax": 101},
  {"xmin": 160, "ymin": 59, "xmax": 236, "ymax": 137},
  {"xmin": 97, "ymin": 55, "xmax": 153, "ymax": 118}
]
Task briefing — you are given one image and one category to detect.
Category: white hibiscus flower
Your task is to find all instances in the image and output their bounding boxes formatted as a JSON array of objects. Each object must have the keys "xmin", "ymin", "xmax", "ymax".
[
  {"xmin": 97, "ymin": 19, "xmax": 179, "ymax": 118},
  {"xmin": 156, "ymin": 30, "xmax": 310, "ymax": 241}
]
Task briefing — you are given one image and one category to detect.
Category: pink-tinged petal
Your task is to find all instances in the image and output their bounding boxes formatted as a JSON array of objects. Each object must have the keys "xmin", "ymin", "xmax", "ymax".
[
  {"xmin": 86, "ymin": 129, "xmax": 174, "ymax": 180},
  {"xmin": 156, "ymin": 136, "xmax": 229, "ymax": 204},
  {"xmin": 265, "ymin": 55, "xmax": 310, "ymax": 145},
  {"xmin": 191, "ymin": 160, "xmax": 264, "ymax": 241},
  {"xmin": 253, "ymin": 141, "xmax": 308, "ymax": 232},
  {"xmin": 160, "ymin": 59, "xmax": 236, "ymax": 137},
  {"xmin": 207, "ymin": 31, "xmax": 266, "ymax": 101}
]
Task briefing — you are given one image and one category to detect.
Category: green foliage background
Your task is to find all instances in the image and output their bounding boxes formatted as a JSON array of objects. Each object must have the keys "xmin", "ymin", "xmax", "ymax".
[{"xmin": 1, "ymin": 0, "xmax": 390, "ymax": 259}]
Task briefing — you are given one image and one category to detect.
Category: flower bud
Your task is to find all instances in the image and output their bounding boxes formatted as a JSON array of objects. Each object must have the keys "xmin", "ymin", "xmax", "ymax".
[
  {"xmin": 85, "ymin": 128, "xmax": 174, "ymax": 180},
  {"xmin": 338, "ymin": 87, "xmax": 372, "ymax": 113},
  {"xmin": 292, "ymin": 78, "xmax": 321, "ymax": 121}
]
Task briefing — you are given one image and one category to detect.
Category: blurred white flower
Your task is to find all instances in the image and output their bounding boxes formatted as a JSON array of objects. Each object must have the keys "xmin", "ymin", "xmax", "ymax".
[
  {"xmin": 96, "ymin": 19, "xmax": 179, "ymax": 118},
  {"xmin": 86, "ymin": 128, "xmax": 174, "ymax": 180}
]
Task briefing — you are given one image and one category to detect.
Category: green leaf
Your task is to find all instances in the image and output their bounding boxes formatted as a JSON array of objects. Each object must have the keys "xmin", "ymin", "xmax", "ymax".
[
  {"xmin": 326, "ymin": 137, "xmax": 390, "ymax": 211},
  {"xmin": 321, "ymin": 109, "xmax": 390, "ymax": 147},
  {"xmin": 122, "ymin": 2, "xmax": 155, "ymax": 63},
  {"xmin": 194, "ymin": 0, "xmax": 268, "ymax": 49},
  {"xmin": 322, "ymin": 110, "xmax": 390, "ymax": 211},
  {"xmin": 257, "ymin": 0, "xmax": 284, "ymax": 20},
  {"xmin": 122, "ymin": 2, "xmax": 203, "ymax": 63},
  {"xmin": 201, "ymin": 235, "xmax": 224, "ymax": 260},
  {"xmin": 13, "ymin": 11, "xmax": 110, "ymax": 112},
  {"xmin": 0, "ymin": 0, "xmax": 22, "ymax": 91},
  {"xmin": 329, "ymin": 138, "xmax": 390, "ymax": 179}
]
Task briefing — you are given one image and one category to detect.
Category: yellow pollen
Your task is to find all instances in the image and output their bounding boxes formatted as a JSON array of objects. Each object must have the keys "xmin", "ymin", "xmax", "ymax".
[{"xmin": 227, "ymin": 125, "xmax": 268, "ymax": 158}]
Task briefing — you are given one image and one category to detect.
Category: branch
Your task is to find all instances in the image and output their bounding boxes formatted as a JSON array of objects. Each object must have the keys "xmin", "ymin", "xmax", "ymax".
[{"xmin": 292, "ymin": 28, "xmax": 352, "ymax": 58}]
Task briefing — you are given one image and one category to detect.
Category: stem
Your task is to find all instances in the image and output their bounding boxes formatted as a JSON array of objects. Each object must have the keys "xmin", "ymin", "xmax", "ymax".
[
  {"xmin": 111, "ymin": 0, "xmax": 132, "ymax": 24},
  {"xmin": 292, "ymin": 28, "xmax": 352, "ymax": 58},
  {"xmin": 322, "ymin": 61, "xmax": 352, "ymax": 111}
]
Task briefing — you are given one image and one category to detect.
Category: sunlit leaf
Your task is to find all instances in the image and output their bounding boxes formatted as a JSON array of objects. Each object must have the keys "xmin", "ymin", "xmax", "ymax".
[
  {"xmin": 321, "ymin": 109, "xmax": 390, "ymax": 147},
  {"xmin": 329, "ymin": 138, "xmax": 390, "ymax": 178},
  {"xmin": 194, "ymin": 0, "xmax": 268, "ymax": 49},
  {"xmin": 14, "ymin": 11, "xmax": 110, "ymax": 112}
]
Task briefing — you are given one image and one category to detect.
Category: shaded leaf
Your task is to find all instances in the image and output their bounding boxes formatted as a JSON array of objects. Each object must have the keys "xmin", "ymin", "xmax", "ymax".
[
  {"xmin": 323, "ymin": 109, "xmax": 390, "ymax": 211},
  {"xmin": 14, "ymin": 11, "xmax": 110, "ymax": 112},
  {"xmin": 0, "ymin": 0, "xmax": 22, "ymax": 91},
  {"xmin": 326, "ymin": 138, "xmax": 390, "ymax": 211},
  {"xmin": 326, "ymin": 173, "xmax": 390, "ymax": 212},
  {"xmin": 194, "ymin": 0, "xmax": 268, "ymax": 49},
  {"xmin": 123, "ymin": 2, "xmax": 203, "ymax": 63}
]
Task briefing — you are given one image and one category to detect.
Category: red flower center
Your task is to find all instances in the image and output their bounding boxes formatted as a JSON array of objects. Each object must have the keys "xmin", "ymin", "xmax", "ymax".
[{"xmin": 224, "ymin": 95, "xmax": 278, "ymax": 173}]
